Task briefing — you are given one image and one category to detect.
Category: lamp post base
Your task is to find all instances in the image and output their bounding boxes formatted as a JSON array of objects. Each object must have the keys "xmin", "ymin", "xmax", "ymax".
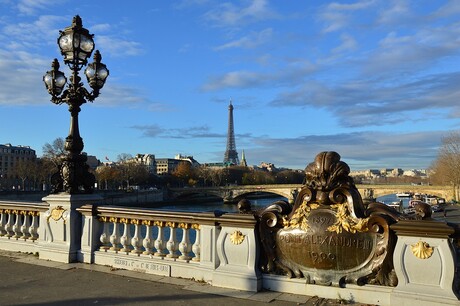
[{"xmin": 50, "ymin": 154, "xmax": 95, "ymax": 194}]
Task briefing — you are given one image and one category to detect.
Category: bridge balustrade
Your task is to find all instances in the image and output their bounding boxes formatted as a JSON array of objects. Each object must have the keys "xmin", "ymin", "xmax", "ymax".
[
  {"xmin": 0, "ymin": 196, "xmax": 459, "ymax": 305},
  {"xmin": 87, "ymin": 205, "xmax": 203, "ymax": 261},
  {"xmin": 0, "ymin": 201, "xmax": 48, "ymax": 253},
  {"xmin": 77, "ymin": 204, "xmax": 261, "ymax": 291}
]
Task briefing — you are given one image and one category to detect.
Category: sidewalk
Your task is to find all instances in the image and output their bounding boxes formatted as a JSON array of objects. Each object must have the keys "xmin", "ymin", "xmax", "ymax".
[{"xmin": 0, "ymin": 250, "xmax": 342, "ymax": 306}]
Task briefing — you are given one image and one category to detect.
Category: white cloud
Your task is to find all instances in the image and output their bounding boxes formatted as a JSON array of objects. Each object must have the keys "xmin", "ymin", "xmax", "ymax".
[
  {"xmin": 377, "ymin": 0, "xmax": 411, "ymax": 25},
  {"xmin": 431, "ymin": 0, "xmax": 460, "ymax": 18},
  {"xmin": 95, "ymin": 35, "xmax": 144, "ymax": 57},
  {"xmin": 270, "ymin": 71, "xmax": 460, "ymax": 127},
  {"xmin": 131, "ymin": 124, "xmax": 224, "ymax": 139},
  {"xmin": 247, "ymin": 130, "xmax": 442, "ymax": 170},
  {"xmin": 16, "ymin": 0, "xmax": 65, "ymax": 15},
  {"xmin": 203, "ymin": 0, "xmax": 278, "ymax": 27},
  {"xmin": 0, "ymin": 50, "xmax": 50, "ymax": 105},
  {"xmin": 214, "ymin": 28, "xmax": 273, "ymax": 50},
  {"xmin": 332, "ymin": 33, "xmax": 357, "ymax": 53},
  {"xmin": 327, "ymin": 0, "xmax": 376, "ymax": 11},
  {"xmin": 90, "ymin": 23, "xmax": 111, "ymax": 33},
  {"xmin": 2, "ymin": 15, "xmax": 66, "ymax": 50},
  {"xmin": 319, "ymin": 0, "xmax": 376, "ymax": 33},
  {"xmin": 202, "ymin": 59, "xmax": 316, "ymax": 91}
]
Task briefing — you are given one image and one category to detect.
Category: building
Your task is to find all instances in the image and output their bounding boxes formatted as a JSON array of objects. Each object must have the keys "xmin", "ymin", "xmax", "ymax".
[
  {"xmin": 381, "ymin": 168, "xmax": 403, "ymax": 177},
  {"xmin": 85, "ymin": 154, "xmax": 101, "ymax": 170},
  {"xmin": 0, "ymin": 143, "xmax": 36, "ymax": 188},
  {"xmin": 115, "ymin": 153, "xmax": 201, "ymax": 176},
  {"xmin": 174, "ymin": 154, "xmax": 200, "ymax": 168},
  {"xmin": 131, "ymin": 154, "xmax": 156, "ymax": 174},
  {"xmin": 155, "ymin": 158, "xmax": 182, "ymax": 175},
  {"xmin": 350, "ymin": 169, "xmax": 381, "ymax": 178}
]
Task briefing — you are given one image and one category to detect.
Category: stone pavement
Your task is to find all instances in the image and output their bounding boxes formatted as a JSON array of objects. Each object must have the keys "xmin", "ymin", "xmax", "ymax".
[{"xmin": 0, "ymin": 250, "xmax": 347, "ymax": 306}]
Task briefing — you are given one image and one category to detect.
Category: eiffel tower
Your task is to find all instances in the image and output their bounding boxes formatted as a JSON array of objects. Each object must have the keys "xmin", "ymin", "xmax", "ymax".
[{"xmin": 223, "ymin": 99, "xmax": 239, "ymax": 165}]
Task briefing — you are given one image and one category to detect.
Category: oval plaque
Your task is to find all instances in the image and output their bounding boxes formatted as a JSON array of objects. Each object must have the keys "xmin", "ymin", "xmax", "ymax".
[{"xmin": 276, "ymin": 209, "xmax": 376, "ymax": 271}]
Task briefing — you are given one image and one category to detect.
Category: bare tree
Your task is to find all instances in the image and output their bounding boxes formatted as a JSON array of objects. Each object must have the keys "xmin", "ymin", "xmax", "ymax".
[
  {"xmin": 117, "ymin": 153, "xmax": 133, "ymax": 162},
  {"xmin": 42, "ymin": 138, "xmax": 65, "ymax": 166},
  {"xmin": 431, "ymin": 132, "xmax": 460, "ymax": 200},
  {"xmin": 13, "ymin": 159, "xmax": 36, "ymax": 190}
]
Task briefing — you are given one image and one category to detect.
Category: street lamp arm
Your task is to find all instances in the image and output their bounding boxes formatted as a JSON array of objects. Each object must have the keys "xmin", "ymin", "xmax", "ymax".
[{"xmin": 80, "ymin": 86, "xmax": 100, "ymax": 102}]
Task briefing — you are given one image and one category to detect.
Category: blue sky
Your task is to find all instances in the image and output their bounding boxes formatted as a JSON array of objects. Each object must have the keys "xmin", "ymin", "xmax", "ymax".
[{"xmin": 0, "ymin": 0, "xmax": 459, "ymax": 170}]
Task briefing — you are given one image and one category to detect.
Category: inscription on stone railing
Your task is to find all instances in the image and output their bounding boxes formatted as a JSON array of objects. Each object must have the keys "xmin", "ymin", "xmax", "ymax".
[
  {"xmin": 113, "ymin": 257, "xmax": 171, "ymax": 276},
  {"xmin": 277, "ymin": 210, "xmax": 376, "ymax": 271}
]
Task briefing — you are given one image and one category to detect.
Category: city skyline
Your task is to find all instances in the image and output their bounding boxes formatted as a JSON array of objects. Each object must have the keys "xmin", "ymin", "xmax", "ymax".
[{"xmin": 1, "ymin": 1, "xmax": 459, "ymax": 170}]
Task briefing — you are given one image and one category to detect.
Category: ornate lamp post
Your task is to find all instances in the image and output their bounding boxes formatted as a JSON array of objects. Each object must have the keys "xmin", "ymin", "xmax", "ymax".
[{"xmin": 43, "ymin": 15, "xmax": 109, "ymax": 194}]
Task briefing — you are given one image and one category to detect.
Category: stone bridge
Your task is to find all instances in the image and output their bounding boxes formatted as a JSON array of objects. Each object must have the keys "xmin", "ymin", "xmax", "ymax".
[
  {"xmin": 169, "ymin": 184, "xmax": 455, "ymax": 203},
  {"xmin": 169, "ymin": 185, "xmax": 303, "ymax": 203},
  {"xmin": 356, "ymin": 184, "xmax": 454, "ymax": 200}
]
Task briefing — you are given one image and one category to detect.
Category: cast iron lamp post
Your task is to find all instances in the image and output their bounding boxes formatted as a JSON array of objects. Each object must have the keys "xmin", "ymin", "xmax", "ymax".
[{"xmin": 43, "ymin": 15, "xmax": 109, "ymax": 194}]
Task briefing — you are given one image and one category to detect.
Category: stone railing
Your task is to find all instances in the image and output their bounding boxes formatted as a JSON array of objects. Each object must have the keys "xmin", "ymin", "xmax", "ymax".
[
  {"xmin": 0, "ymin": 192, "xmax": 459, "ymax": 305},
  {"xmin": 64, "ymin": 196, "xmax": 260, "ymax": 292},
  {"xmin": 0, "ymin": 200, "xmax": 49, "ymax": 253}
]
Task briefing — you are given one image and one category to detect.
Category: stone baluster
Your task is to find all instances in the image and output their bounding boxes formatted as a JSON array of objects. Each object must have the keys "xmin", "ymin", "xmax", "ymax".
[
  {"xmin": 130, "ymin": 220, "xmax": 143, "ymax": 255},
  {"xmin": 120, "ymin": 218, "xmax": 132, "ymax": 253},
  {"xmin": 28, "ymin": 212, "xmax": 39, "ymax": 241},
  {"xmin": 178, "ymin": 223, "xmax": 192, "ymax": 260},
  {"xmin": 99, "ymin": 218, "xmax": 111, "ymax": 251},
  {"xmin": 20, "ymin": 212, "xmax": 31, "ymax": 240},
  {"xmin": 192, "ymin": 224, "xmax": 201, "ymax": 262},
  {"xmin": 4, "ymin": 210, "xmax": 14, "ymax": 238},
  {"xmin": 109, "ymin": 219, "xmax": 121, "ymax": 252},
  {"xmin": 0, "ymin": 210, "xmax": 7, "ymax": 236},
  {"xmin": 12, "ymin": 211, "xmax": 22, "ymax": 239},
  {"xmin": 166, "ymin": 222, "xmax": 178, "ymax": 259},
  {"xmin": 142, "ymin": 221, "xmax": 155, "ymax": 255},
  {"xmin": 154, "ymin": 221, "xmax": 166, "ymax": 257}
]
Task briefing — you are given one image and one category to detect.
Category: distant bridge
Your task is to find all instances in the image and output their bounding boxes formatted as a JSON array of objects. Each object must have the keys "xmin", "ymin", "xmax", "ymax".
[
  {"xmin": 169, "ymin": 184, "xmax": 455, "ymax": 203},
  {"xmin": 169, "ymin": 185, "xmax": 303, "ymax": 203},
  {"xmin": 356, "ymin": 184, "xmax": 454, "ymax": 201}
]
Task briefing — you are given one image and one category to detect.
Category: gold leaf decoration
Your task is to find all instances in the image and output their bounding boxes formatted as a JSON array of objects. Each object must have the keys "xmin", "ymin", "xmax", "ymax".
[
  {"xmin": 230, "ymin": 230, "xmax": 245, "ymax": 245},
  {"xmin": 178, "ymin": 223, "xmax": 190, "ymax": 229},
  {"xmin": 141, "ymin": 220, "xmax": 152, "ymax": 226},
  {"xmin": 284, "ymin": 200, "xmax": 320, "ymax": 230},
  {"xmin": 327, "ymin": 203, "xmax": 369, "ymax": 234},
  {"xmin": 48, "ymin": 206, "xmax": 66, "ymax": 222},
  {"xmin": 109, "ymin": 217, "xmax": 118, "ymax": 223},
  {"xmin": 411, "ymin": 241, "xmax": 434, "ymax": 259},
  {"xmin": 191, "ymin": 224, "xmax": 200, "ymax": 230},
  {"xmin": 166, "ymin": 221, "xmax": 176, "ymax": 228}
]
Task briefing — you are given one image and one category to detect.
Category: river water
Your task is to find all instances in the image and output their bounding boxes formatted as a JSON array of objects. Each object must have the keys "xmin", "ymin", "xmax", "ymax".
[
  {"xmin": 154, "ymin": 196, "xmax": 288, "ymax": 213},
  {"xmin": 376, "ymin": 194, "xmax": 411, "ymax": 208},
  {"xmin": 154, "ymin": 194, "xmax": 409, "ymax": 213}
]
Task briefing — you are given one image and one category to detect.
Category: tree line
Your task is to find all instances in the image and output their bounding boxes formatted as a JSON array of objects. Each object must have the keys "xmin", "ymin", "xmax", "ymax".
[
  {"xmin": 5, "ymin": 132, "xmax": 458, "ymax": 197},
  {"xmin": 1, "ymin": 138, "xmax": 305, "ymax": 191}
]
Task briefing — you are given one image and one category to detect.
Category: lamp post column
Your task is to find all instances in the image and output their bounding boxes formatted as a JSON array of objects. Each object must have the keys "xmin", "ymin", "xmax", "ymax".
[{"xmin": 40, "ymin": 15, "xmax": 109, "ymax": 263}]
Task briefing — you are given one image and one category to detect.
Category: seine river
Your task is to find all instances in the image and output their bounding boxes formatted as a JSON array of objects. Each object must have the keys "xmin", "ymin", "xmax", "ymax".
[
  {"xmin": 376, "ymin": 194, "xmax": 411, "ymax": 207},
  {"xmin": 154, "ymin": 195, "xmax": 287, "ymax": 213},
  {"xmin": 153, "ymin": 194, "xmax": 409, "ymax": 213}
]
